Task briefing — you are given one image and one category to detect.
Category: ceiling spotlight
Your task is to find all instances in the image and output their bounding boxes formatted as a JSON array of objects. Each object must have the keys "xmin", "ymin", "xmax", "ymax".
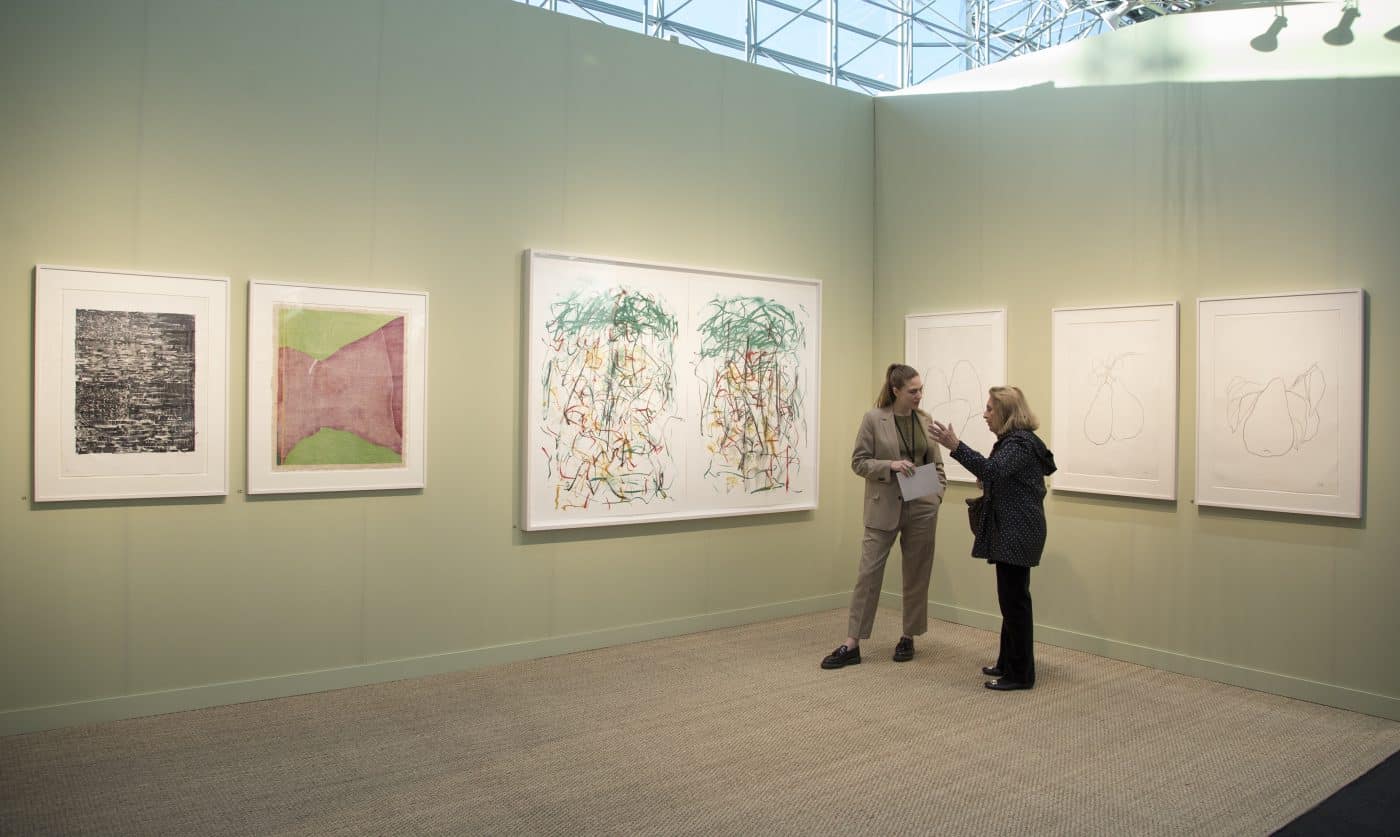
[{"xmin": 1250, "ymin": 13, "xmax": 1288, "ymax": 53}]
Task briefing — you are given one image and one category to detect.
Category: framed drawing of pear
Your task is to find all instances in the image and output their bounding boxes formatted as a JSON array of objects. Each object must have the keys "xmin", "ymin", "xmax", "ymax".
[
  {"xmin": 1196, "ymin": 289, "xmax": 1363, "ymax": 518},
  {"xmin": 904, "ymin": 309, "xmax": 1007, "ymax": 484},
  {"xmin": 1051, "ymin": 302, "xmax": 1178, "ymax": 500}
]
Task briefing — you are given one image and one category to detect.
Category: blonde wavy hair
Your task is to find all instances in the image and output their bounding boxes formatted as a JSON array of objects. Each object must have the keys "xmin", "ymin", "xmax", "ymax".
[{"xmin": 987, "ymin": 386, "xmax": 1039, "ymax": 434}]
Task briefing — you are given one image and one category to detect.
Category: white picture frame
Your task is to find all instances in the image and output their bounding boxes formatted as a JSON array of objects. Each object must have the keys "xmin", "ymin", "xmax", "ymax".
[
  {"xmin": 1051, "ymin": 302, "xmax": 1179, "ymax": 500},
  {"xmin": 524, "ymin": 250, "xmax": 821, "ymax": 531},
  {"xmin": 1196, "ymin": 289, "xmax": 1364, "ymax": 518},
  {"xmin": 904, "ymin": 309, "xmax": 1007, "ymax": 484},
  {"xmin": 33, "ymin": 264, "xmax": 229, "ymax": 502},
  {"xmin": 247, "ymin": 280, "xmax": 429, "ymax": 495}
]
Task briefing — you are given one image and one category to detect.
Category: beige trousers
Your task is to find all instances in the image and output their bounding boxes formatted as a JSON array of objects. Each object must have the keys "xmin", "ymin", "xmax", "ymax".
[{"xmin": 846, "ymin": 500, "xmax": 939, "ymax": 640}]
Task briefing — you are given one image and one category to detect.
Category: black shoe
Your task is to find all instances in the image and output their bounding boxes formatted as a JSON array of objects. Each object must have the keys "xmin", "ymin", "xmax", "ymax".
[
  {"xmin": 821, "ymin": 644, "xmax": 861, "ymax": 669},
  {"xmin": 893, "ymin": 636, "xmax": 914, "ymax": 662},
  {"xmin": 981, "ymin": 665, "xmax": 1003, "ymax": 677},
  {"xmin": 984, "ymin": 678, "xmax": 1033, "ymax": 691}
]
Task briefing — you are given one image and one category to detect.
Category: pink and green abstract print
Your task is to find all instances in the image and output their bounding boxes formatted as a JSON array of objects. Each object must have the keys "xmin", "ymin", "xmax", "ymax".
[{"xmin": 275, "ymin": 306, "xmax": 405, "ymax": 468}]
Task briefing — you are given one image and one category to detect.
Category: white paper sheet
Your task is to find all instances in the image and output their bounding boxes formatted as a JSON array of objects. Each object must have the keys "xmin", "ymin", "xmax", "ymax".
[{"xmin": 897, "ymin": 462, "xmax": 942, "ymax": 501}]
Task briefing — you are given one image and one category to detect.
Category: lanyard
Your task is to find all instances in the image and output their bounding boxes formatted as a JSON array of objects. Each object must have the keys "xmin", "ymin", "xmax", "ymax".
[{"xmin": 894, "ymin": 414, "xmax": 917, "ymax": 462}]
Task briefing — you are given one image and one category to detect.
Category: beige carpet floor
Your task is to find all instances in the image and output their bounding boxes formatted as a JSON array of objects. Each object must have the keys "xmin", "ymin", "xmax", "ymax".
[{"xmin": 3, "ymin": 609, "xmax": 1398, "ymax": 836}]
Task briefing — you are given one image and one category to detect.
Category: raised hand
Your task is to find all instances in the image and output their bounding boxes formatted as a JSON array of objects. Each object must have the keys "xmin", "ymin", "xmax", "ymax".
[{"xmin": 928, "ymin": 420, "xmax": 959, "ymax": 450}]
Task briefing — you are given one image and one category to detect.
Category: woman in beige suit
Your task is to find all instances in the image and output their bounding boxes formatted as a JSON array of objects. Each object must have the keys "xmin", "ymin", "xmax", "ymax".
[{"xmin": 822, "ymin": 364, "xmax": 947, "ymax": 669}]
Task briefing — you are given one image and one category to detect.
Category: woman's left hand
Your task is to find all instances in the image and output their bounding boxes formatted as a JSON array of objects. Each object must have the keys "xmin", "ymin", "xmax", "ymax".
[{"xmin": 928, "ymin": 420, "xmax": 959, "ymax": 450}]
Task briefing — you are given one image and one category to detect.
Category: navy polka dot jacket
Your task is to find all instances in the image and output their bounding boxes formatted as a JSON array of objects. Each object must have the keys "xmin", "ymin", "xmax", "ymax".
[{"xmin": 951, "ymin": 430, "xmax": 1057, "ymax": 567}]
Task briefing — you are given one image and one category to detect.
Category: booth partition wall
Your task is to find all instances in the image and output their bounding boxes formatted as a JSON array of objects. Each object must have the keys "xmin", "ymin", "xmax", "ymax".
[{"xmin": 2, "ymin": 0, "xmax": 1397, "ymax": 734}]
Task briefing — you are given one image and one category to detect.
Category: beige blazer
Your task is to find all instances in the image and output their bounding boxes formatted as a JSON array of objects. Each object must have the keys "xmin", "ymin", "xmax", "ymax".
[{"xmin": 851, "ymin": 407, "xmax": 947, "ymax": 531}]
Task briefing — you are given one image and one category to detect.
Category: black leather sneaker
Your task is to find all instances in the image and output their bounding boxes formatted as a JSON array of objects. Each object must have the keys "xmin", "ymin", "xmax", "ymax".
[
  {"xmin": 820, "ymin": 644, "xmax": 861, "ymax": 669},
  {"xmin": 893, "ymin": 636, "xmax": 914, "ymax": 662}
]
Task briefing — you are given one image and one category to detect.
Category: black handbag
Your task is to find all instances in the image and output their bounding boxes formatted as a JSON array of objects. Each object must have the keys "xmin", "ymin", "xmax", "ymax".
[{"xmin": 966, "ymin": 481, "xmax": 995, "ymax": 539}]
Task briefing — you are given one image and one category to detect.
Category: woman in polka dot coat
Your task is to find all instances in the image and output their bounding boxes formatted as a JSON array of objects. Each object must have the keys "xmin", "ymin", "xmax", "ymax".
[{"xmin": 929, "ymin": 386, "xmax": 1056, "ymax": 692}]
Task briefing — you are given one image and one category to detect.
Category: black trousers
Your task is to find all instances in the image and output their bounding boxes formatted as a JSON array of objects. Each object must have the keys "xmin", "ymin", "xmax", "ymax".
[{"xmin": 994, "ymin": 562, "xmax": 1035, "ymax": 684}]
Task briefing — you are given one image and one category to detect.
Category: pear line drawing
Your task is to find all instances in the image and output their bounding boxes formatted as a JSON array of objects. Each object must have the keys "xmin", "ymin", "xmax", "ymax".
[
  {"xmin": 1082, "ymin": 352, "xmax": 1145, "ymax": 446},
  {"xmin": 926, "ymin": 360, "xmax": 983, "ymax": 438},
  {"xmin": 1226, "ymin": 363, "xmax": 1326, "ymax": 457}
]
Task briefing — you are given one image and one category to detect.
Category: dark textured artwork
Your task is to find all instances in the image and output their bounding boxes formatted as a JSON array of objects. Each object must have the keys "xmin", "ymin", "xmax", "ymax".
[{"xmin": 74, "ymin": 310, "xmax": 196, "ymax": 454}]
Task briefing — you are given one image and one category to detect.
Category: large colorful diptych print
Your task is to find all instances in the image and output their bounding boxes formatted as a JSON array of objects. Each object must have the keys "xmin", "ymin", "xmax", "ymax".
[
  {"xmin": 248, "ymin": 282, "xmax": 427, "ymax": 494},
  {"xmin": 524, "ymin": 251, "xmax": 820, "ymax": 531}
]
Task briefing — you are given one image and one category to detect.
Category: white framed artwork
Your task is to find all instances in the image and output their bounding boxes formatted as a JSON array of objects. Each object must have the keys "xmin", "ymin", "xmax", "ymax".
[
  {"xmin": 1051, "ymin": 302, "xmax": 1178, "ymax": 500},
  {"xmin": 33, "ymin": 264, "xmax": 229, "ymax": 502},
  {"xmin": 524, "ymin": 250, "xmax": 821, "ymax": 531},
  {"xmin": 247, "ymin": 281, "xmax": 429, "ymax": 494},
  {"xmin": 904, "ymin": 309, "xmax": 1006, "ymax": 483},
  {"xmin": 1196, "ymin": 289, "xmax": 1364, "ymax": 518}
]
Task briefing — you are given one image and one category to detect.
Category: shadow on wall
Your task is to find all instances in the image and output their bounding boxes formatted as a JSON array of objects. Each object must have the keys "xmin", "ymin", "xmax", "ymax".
[
  {"xmin": 893, "ymin": 2, "xmax": 1400, "ymax": 97},
  {"xmin": 1249, "ymin": 12, "xmax": 1290, "ymax": 53},
  {"xmin": 1076, "ymin": 38, "xmax": 1190, "ymax": 85},
  {"xmin": 1250, "ymin": 2, "xmax": 1375, "ymax": 52},
  {"xmin": 1092, "ymin": 2, "xmax": 1398, "ymax": 79},
  {"xmin": 1099, "ymin": 2, "xmax": 1400, "ymax": 83},
  {"xmin": 1248, "ymin": 1, "xmax": 1400, "ymax": 52}
]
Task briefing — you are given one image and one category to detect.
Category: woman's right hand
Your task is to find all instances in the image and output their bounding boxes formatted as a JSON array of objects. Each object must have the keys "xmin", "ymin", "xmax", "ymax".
[
  {"xmin": 928, "ymin": 421, "xmax": 959, "ymax": 450},
  {"xmin": 890, "ymin": 459, "xmax": 916, "ymax": 478}
]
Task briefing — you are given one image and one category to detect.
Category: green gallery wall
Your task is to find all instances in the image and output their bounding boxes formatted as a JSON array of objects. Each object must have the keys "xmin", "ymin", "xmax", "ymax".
[
  {"xmin": 0, "ymin": 0, "xmax": 875, "ymax": 735},
  {"xmin": 875, "ymin": 9, "xmax": 1400, "ymax": 718},
  {"xmin": 2, "ymin": 0, "xmax": 1396, "ymax": 735}
]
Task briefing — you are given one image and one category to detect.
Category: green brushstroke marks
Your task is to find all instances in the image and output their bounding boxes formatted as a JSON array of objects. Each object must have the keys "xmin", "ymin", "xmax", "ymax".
[
  {"xmin": 697, "ymin": 295, "xmax": 807, "ymax": 495},
  {"xmin": 544, "ymin": 287, "xmax": 679, "ymax": 429},
  {"xmin": 541, "ymin": 286, "xmax": 679, "ymax": 511},
  {"xmin": 278, "ymin": 306, "xmax": 398, "ymax": 360},
  {"xmin": 547, "ymin": 287, "xmax": 678, "ymax": 343},
  {"xmin": 698, "ymin": 296, "xmax": 804, "ymax": 359},
  {"xmin": 283, "ymin": 428, "xmax": 401, "ymax": 466}
]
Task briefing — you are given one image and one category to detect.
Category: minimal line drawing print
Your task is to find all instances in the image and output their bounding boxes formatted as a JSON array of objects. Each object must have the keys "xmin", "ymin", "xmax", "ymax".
[
  {"xmin": 541, "ymin": 287, "xmax": 679, "ymax": 510},
  {"xmin": 906, "ymin": 309, "xmax": 1006, "ymax": 486},
  {"xmin": 1052, "ymin": 304, "xmax": 1177, "ymax": 500},
  {"xmin": 275, "ymin": 306, "xmax": 405, "ymax": 469},
  {"xmin": 1083, "ymin": 353, "xmax": 1144, "ymax": 446},
  {"xmin": 75, "ymin": 309, "xmax": 196, "ymax": 454},
  {"xmin": 696, "ymin": 295, "xmax": 806, "ymax": 495},
  {"xmin": 1196, "ymin": 290, "xmax": 1362, "ymax": 517},
  {"xmin": 1226, "ymin": 363, "xmax": 1326, "ymax": 457},
  {"xmin": 926, "ymin": 360, "xmax": 982, "ymax": 438}
]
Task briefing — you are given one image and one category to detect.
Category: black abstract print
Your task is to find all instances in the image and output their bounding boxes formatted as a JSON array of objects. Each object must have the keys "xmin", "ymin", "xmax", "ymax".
[{"xmin": 75, "ymin": 310, "xmax": 196, "ymax": 454}]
